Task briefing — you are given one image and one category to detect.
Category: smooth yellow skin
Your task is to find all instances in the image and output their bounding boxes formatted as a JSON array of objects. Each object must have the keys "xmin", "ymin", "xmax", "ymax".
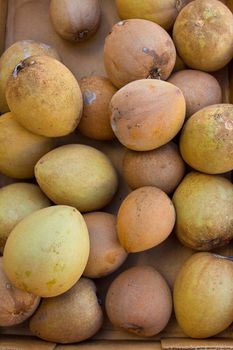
[
  {"xmin": 0, "ymin": 183, "xmax": 50, "ymax": 254},
  {"xmin": 174, "ymin": 252, "xmax": 233, "ymax": 338},
  {"xmin": 3, "ymin": 205, "xmax": 90, "ymax": 297},
  {"xmin": 0, "ymin": 40, "xmax": 60, "ymax": 114},
  {"xmin": 0, "ymin": 113, "xmax": 55, "ymax": 179}
]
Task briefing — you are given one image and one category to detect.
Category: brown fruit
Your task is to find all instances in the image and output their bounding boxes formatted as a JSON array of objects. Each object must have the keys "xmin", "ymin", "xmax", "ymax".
[
  {"xmin": 168, "ymin": 70, "xmax": 222, "ymax": 118},
  {"xmin": 110, "ymin": 79, "xmax": 185, "ymax": 151},
  {"xmin": 105, "ymin": 266, "xmax": 172, "ymax": 337},
  {"xmin": 173, "ymin": 0, "xmax": 233, "ymax": 71},
  {"xmin": 50, "ymin": 0, "xmax": 101, "ymax": 42},
  {"xmin": 30, "ymin": 278, "xmax": 103, "ymax": 343},
  {"xmin": 83, "ymin": 212, "xmax": 128, "ymax": 278},
  {"xmin": 123, "ymin": 142, "xmax": 186, "ymax": 194},
  {"xmin": 117, "ymin": 186, "xmax": 176, "ymax": 252},
  {"xmin": 173, "ymin": 172, "xmax": 233, "ymax": 251},
  {"xmin": 0, "ymin": 257, "xmax": 40, "ymax": 326},
  {"xmin": 78, "ymin": 76, "xmax": 117, "ymax": 140},
  {"xmin": 104, "ymin": 19, "xmax": 176, "ymax": 88},
  {"xmin": 180, "ymin": 104, "xmax": 233, "ymax": 174}
]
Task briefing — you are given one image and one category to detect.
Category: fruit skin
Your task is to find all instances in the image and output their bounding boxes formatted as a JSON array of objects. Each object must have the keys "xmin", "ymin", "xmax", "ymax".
[
  {"xmin": 122, "ymin": 142, "xmax": 186, "ymax": 194},
  {"xmin": 168, "ymin": 70, "xmax": 222, "ymax": 119},
  {"xmin": 6, "ymin": 55, "xmax": 83, "ymax": 137},
  {"xmin": 173, "ymin": 0, "xmax": 233, "ymax": 72},
  {"xmin": 105, "ymin": 266, "xmax": 172, "ymax": 337},
  {"xmin": 0, "ymin": 112, "xmax": 55, "ymax": 179},
  {"xmin": 0, "ymin": 257, "xmax": 40, "ymax": 327},
  {"xmin": 173, "ymin": 172, "xmax": 233, "ymax": 251},
  {"xmin": 180, "ymin": 104, "xmax": 233, "ymax": 174},
  {"xmin": 115, "ymin": 0, "xmax": 191, "ymax": 31},
  {"xmin": 104, "ymin": 19, "xmax": 176, "ymax": 88},
  {"xmin": 174, "ymin": 252, "xmax": 233, "ymax": 338},
  {"xmin": 0, "ymin": 40, "xmax": 60, "ymax": 114},
  {"xmin": 50, "ymin": 0, "xmax": 101, "ymax": 42},
  {"xmin": 78, "ymin": 76, "xmax": 117, "ymax": 140},
  {"xmin": 110, "ymin": 79, "xmax": 185, "ymax": 151},
  {"xmin": 29, "ymin": 278, "xmax": 103, "ymax": 343},
  {"xmin": 117, "ymin": 186, "xmax": 176, "ymax": 253},
  {"xmin": 35, "ymin": 144, "xmax": 118, "ymax": 213},
  {"xmin": 3, "ymin": 205, "xmax": 90, "ymax": 297},
  {"xmin": 83, "ymin": 212, "xmax": 128, "ymax": 278},
  {"xmin": 0, "ymin": 183, "xmax": 50, "ymax": 254}
]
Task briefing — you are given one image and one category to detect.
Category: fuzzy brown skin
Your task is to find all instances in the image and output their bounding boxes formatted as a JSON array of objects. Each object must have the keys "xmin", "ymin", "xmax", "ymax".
[
  {"xmin": 79, "ymin": 76, "xmax": 117, "ymax": 140},
  {"xmin": 50, "ymin": 0, "xmax": 101, "ymax": 42},
  {"xmin": 174, "ymin": 253, "xmax": 233, "ymax": 338},
  {"xmin": 173, "ymin": 172, "xmax": 233, "ymax": 251},
  {"xmin": 106, "ymin": 266, "xmax": 172, "ymax": 337},
  {"xmin": 110, "ymin": 79, "xmax": 185, "ymax": 151},
  {"xmin": 117, "ymin": 186, "xmax": 176, "ymax": 253},
  {"xmin": 0, "ymin": 112, "xmax": 55, "ymax": 179},
  {"xmin": 104, "ymin": 19, "xmax": 176, "ymax": 88},
  {"xmin": 168, "ymin": 70, "xmax": 222, "ymax": 118},
  {"xmin": 173, "ymin": 0, "xmax": 233, "ymax": 71},
  {"xmin": 123, "ymin": 142, "xmax": 186, "ymax": 194},
  {"xmin": 30, "ymin": 278, "xmax": 103, "ymax": 343},
  {"xmin": 180, "ymin": 104, "xmax": 233, "ymax": 174},
  {"xmin": 0, "ymin": 258, "xmax": 40, "ymax": 327},
  {"xmin": 6, "ymin": 55, "xmax": 83, "ymax": 137}
]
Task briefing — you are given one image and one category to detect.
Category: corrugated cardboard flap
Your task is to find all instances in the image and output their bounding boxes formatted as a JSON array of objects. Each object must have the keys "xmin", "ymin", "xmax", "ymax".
[{"xmin": 162, "ymin": 338, "xmax": 233, "ymax": 350}]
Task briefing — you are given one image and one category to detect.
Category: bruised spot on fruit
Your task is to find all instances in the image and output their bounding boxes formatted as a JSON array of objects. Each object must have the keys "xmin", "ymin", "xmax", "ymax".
[
  {"xmin": 46, "ymin": 279, "xmax": 56, "ymax": 288},
  {"xmin": 123, "ymin": 323, "xmax": 144, "ymax": 335},
  {"xmin": 225, "ymin": 120, "xmax": 233, "ymax": 130},
  {"xmin": 83, "ymin": 90, "xmax": 96, "ymax": 105},
  {"xmin": 12, "ymin": 59, "xmax": 36, "ymax": 78}
]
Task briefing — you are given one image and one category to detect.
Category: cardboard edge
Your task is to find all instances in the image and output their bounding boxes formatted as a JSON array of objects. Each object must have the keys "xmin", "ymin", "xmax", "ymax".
[
  {"xmin": 161, "ymin": 338, "xmax": 233, "ymax": 350},
  {"xmin": 0, "ymin": 0, "xmax": 7, "ymax": 54}
]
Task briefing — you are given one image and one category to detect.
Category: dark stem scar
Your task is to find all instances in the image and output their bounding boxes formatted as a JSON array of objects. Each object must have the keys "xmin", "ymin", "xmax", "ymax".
[{"xmin": 13, "ymin": 59, "xmax": 36, "ymax": 78}]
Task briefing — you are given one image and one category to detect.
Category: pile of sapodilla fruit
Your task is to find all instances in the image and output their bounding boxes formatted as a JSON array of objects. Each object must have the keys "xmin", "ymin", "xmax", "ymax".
[{"xmin": 0, "ymin": 0, "xmax": 233, "ymax": 344}]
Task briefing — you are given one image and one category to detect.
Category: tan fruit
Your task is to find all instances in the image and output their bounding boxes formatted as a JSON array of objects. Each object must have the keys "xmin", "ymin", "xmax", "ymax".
[
  {"xmin": 50, "ymin": 0, "xmax": 101, "ymax": 42},
  {"xmin": 174, "ymin": 252, "xmax": 233, "ymax": 338},
  {"xmin": 78, "ymin": 76, "xmax": 117, "ymax": 140},
  {"xmin": 117, "ymin": 186, "xmax": 176, "ymax": 252},
  {"xmin": 0, "ymin": 183, "xmax": 50, "ymax": 254},
  {"xmin": 0, "ymin": 112, "xmax": 55, "ymax": 179},
  {"xmin": 6, "ymin": 55, "xmax": 83, "ymax": 137},
  {"xmin": 0, "ymin": 40, "xmax": 60, "ymax": 114},
  {"xmin": 173, "ymin": 0, "xmax": 233, "ymax": 71},
  {"xmin": 3, "ymin": 205, "xmax": 90, "ymax": 297},
  {"xmin": 35, "ymin": 144, "xmax": 118, "ymax": 212},
  {"xmin": 110, "ymin": 79, "xmax": 185, "ymax": 151},
  {"xmin": 180, "ymin": 104, "xmax": 233, "ymax": 174},
  {"xmin": 83, "ymin": 212, "xmax": 128, "ymax": 278},
  {"xmin": 123, "ymin": 142, "xmax": 186, "ymax": 194},
  {"xmin": 173, "ymin": 172, "xmax": 233, "ymax": 251},
  {"xmin": 30, "ymin": 278, "xmax": 103, "ymax": 343},
  {"xmin": 0, "ymin": 257, "xmax": 40, "ymax": 326},
  {"xmin": 105, "ymin": 266, "xmax": 172, "ymax": 337},
  {"xmin": 168, "ymin": 70, "xmax": 222, "ymax": 118},
  {"xmin": 104, "ymin": 19, "xmax": 176, "ymax": 88}
]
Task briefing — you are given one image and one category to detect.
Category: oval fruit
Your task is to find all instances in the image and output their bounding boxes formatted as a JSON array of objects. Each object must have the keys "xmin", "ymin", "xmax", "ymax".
[
  {"xmin": 173, "ymin": 0, "xmax": 233, "ymax": 71},
  {"xmin": 0, "ymin": 112, "xmax": 55, "ymax": 179},
  {"xmin": 180, "ymin": 104, "xmax": 233, "ymax": 174},
  {"xmin": 123, "ymin": 142, "xmax": 186, "ymax": 194},
  {"xmin": 174, "ymin": 252, "xmax": 233, "ymax": 338},
  {"xmin": 117, "ymin": 186, "xmax": 176, "ymax": 252},
  {"xmin": 35, "ymin": 144, "xmax": 118, "ymax": 212},
  {"xmin": 30, "ymin": 278, "xmax": 103, "ymax": 343},
  {"xmin": 173, "ymin": 172, "xmax": 233, "ymax": 251},
  {"xmin": 104, "ymin": 19, "xmax": 176, "ymax": 88},
  {"xmin": 83, "ymin": 212, "xmax": 128, "ymax": 278},
  {"xmin": 6, "ymin": 55, "xmax": 83, "ymax": 137},
  {"xmin": 78, "ymin": 76, "xmax": 117, "ymax": 140},
  {"xmin": 0, "ymin": 40, "xmax": 60, "ymax": 114},
  {"xmin": 3, "ymin": 205, "xmax": 90, "ymax": 297},
  {"xmin": 106, "ymin": 266, "xmax": 172, "ymax": 337},
  {"xmin": 0, "ymin": 257, "xmax": 40, "ymax": 326},
  {"xmin": 168, "ymin": 70, "xmax": 222, "ymax": 118},
  {"xmin": 50, "ymin": 0, "xmax": 101, "ymax": 42},
  {"xmin": 0, "ymin": 183, "xmax": 50, "ymax": 254},
  {"xmin": 110, "ymin": 79, "xmax": 185, "ymax": 151}
]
